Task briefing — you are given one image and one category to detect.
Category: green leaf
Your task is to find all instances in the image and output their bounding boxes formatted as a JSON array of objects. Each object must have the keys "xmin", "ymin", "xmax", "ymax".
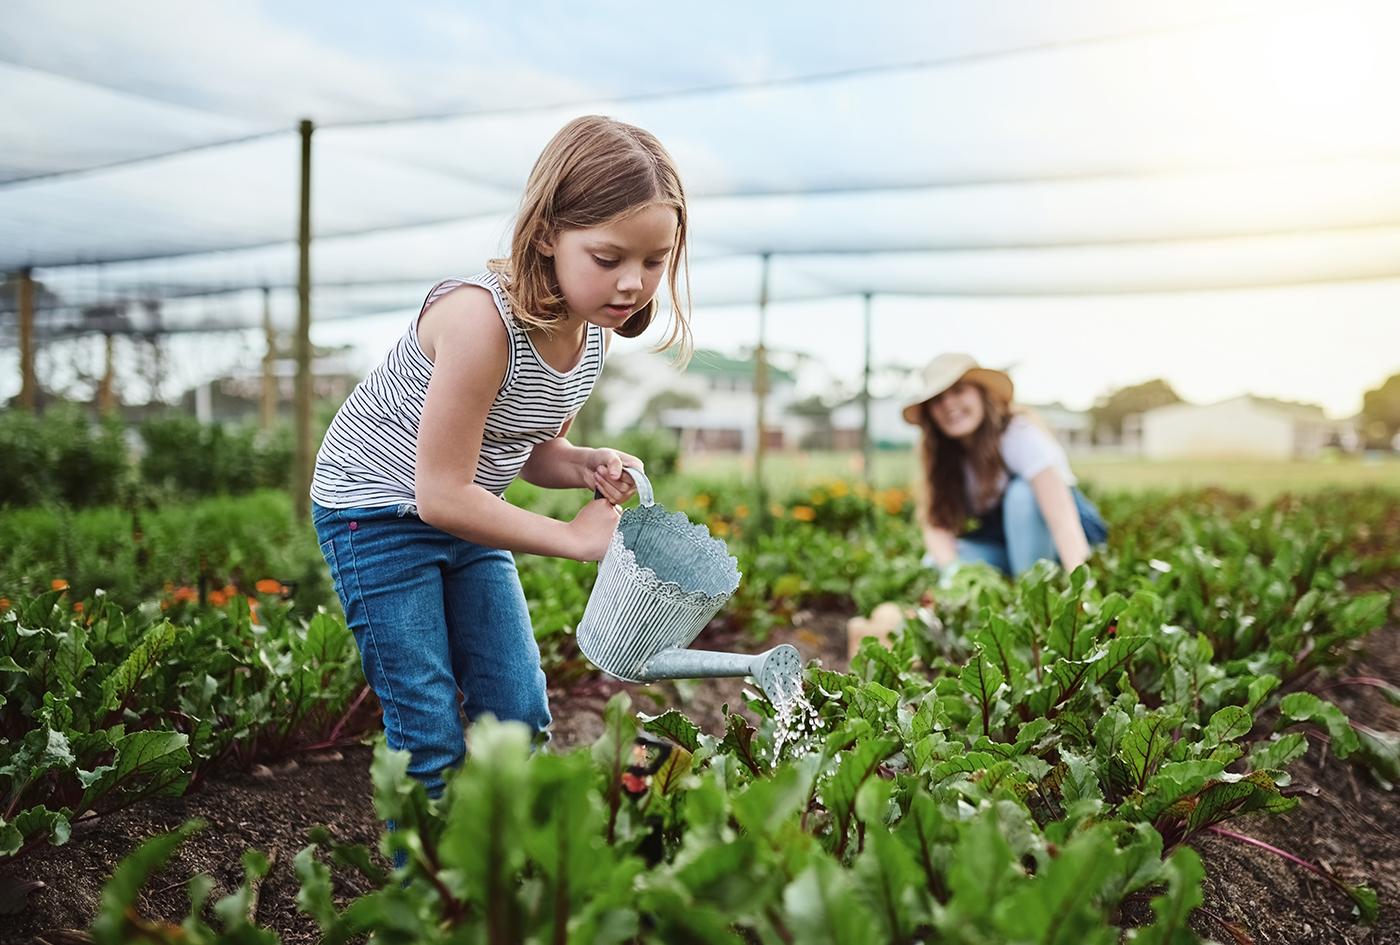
[
  {"xmin": 825, "ymin": 737, "xmax": 898, "ymax": 843},
  {"xmin": 716, "ymin": 712, "xmax": 764, "ymax": 778},
  {"xmin": 1119, "ymin": 711, "xmax": 1183, "ymax": 794},
  {"xmin": 52, "ymin": 625, "xmax": 96, "ymax": 691},
  {"xmin": 90, "ymin": 820, "xmax": 204, "ymax": 945},
  {"xmin": 1182, "ymin": 770, "xmax": 1298, "ymax": 838},
  {"xmin": 1249, "ymin": 733, "xmax": 1307, "ymax": 772},
  {"xmin": 1352, "ymin": 727, "xmax": 1400, "ymax": 790},
  {"xmin": 1131, "ymin": 845, "xmax": 1206, "ymax": 945},
  {"xmin": 1200, "ymin": 706, "xmax": 1252, "ymax": 751},
  {"xmin": 782, "ymin": 855, "xmax": 880, "ymax": 945},
  {"xmin": 442, "ymin": 718, "xmax": 533, "ymax": 937},
  {"xmin": 960, "ymin": 649, "xmax": 1005, "ymax": 736},
  {"xmin": 852, "ymin": 824, "xmax": 930, "ymax": 943},
  {"xmin": 1244, "ymin": 674, "xmax": 1281, "ymax": 713},
  {"xmin": 732, "ymin": 753, "xmax": 819, "ymax": 838},
  {"xmin": 1278, "ymin": 692, "xmax": 1359, "ymax": 758},
  {"xmin": 640, "ymin": 708, "xmax": 701, "ymax": 752},
  {"xmin": 994, "ymin": 826, "xmax": 1119, "ymax": 945},
  {"xmin": 946, "ymin": 808, "xmax": 1015, "ymax": 921},
  {"xmin": 100, "ymin": 621, "xmax": 179, "ymax": 713}
]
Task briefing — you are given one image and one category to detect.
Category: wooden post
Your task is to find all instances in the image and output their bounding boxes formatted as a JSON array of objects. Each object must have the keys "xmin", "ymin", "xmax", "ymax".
[
  {"xmin": 261, "ymin": 286, "xmax": 277, "ymax": 429},
  {"xmin": 753, "ymin": 253, "xmax": 771, "ymax": 510},
  {"xmin": 97, "ymin": 333, "xmax": 116, "ymax": 413},
  {"xmin": 18, "ymin": 268, "xmax": 36, "ymax": 411},
  {"xmin": 861, "ymin": 292, "xmax": 873, "ymax": 483},
  {"xmin": 294, "ymin": 119, "xmax": 314, "ymax": 519}
]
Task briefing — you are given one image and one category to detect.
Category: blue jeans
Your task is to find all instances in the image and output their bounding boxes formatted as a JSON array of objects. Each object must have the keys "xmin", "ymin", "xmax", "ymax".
[
  {"xmin": 312, "ymin": 502, "xmax": 551, "ymax": 799},
  {"xmin": 958, "ymin": 478, "xmax": 1108, "ymax": 577}
]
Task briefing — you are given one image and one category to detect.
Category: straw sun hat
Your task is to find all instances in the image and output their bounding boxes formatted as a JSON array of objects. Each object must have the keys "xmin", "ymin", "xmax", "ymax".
[{"xmin": 901, "ymin": 353, "xmax": 1014, "ymax": 425}]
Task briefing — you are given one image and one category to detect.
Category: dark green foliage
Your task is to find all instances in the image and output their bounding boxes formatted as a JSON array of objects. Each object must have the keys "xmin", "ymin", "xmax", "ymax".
[
  {"xmin": 0, "ymin": 589, "xmax": 371, "ymax": 864},
  {"xmin": 139, "ymin": 413, "xmax": 292, "ymax": 498},
  {"xmin": 0, "ymin": 405, "xmax": 129, "ymax": 508}
]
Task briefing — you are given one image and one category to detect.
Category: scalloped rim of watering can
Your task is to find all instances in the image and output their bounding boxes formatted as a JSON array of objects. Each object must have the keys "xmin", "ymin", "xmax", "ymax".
[{"xmin": 610, "ymin": 503, "xmax": 741, "ymax": 604}]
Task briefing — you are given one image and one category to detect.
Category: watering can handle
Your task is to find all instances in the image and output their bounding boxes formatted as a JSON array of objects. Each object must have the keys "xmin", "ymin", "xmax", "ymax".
[{"xmin": 593, "ymin": 466, "xmax": 654, "ymax": 507}]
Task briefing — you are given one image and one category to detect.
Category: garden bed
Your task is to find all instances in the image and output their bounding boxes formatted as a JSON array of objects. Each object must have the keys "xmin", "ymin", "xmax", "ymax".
[{"xmin": 4, "ymin": 603, "xmax": 1399, "ymax": 945}]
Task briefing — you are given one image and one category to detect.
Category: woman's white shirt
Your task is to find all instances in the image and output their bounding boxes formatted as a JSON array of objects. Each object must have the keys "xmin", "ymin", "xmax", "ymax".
[{"xmin": 964, "ymin": 415, "xmax": 1075, "ymax": 510}]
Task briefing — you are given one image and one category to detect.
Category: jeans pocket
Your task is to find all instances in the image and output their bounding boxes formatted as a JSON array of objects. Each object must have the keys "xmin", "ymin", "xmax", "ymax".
[{"xmin": 318, "ymin": 534, "xmax": 343, "ymax": 601}]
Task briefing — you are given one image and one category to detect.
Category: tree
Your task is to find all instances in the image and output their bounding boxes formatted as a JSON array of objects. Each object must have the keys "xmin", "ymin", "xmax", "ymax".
[
  {"xmin": 1089, "ymin": 379, "xmax": 1181, "ymax": 442},
  {"xmin": 1360, "ymin": 373, "xmax": 1400, "ymax": 448},
  {"xmin": 638, "ymin": 389, "xmax": 702, "ymax": 429}
]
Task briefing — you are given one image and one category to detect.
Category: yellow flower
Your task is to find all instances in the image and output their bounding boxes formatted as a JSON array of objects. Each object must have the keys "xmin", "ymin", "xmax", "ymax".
[
  {"xmin": 769, "ymin": 503, "xmax": 786, "ymax": 518},
  {"xmin": 694, "ymin": 494, "xmax": 711, "ymax": 508},
  {"xmin": 829, "ymin": 481, "xmax": 849, "ymax": 498},
  {"xmin": 734, "ymin": 504, "xmax": 750, "ymax": 519},
  {"xmin": 711, "ymin": 521, "xmax": 731, "ymax": 536},
  {"xmin": 792, "ymin": 505, "xmax": 816, "ymax": 522},
  {"xmin": 810, "ymin": 490, "xmax": 827, "ymax": 505}
]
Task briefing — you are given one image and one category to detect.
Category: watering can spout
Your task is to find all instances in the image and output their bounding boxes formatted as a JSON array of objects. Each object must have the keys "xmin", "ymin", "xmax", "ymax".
[{"xmin": 639, "ymin": 644, "xmax": 803, "ymax": 705}]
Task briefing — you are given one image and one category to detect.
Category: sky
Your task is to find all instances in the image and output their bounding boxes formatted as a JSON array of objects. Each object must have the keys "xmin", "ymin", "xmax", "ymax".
[{"xmin": 2, "ymin": 0, "xmax": 1399, "ymax": 418}]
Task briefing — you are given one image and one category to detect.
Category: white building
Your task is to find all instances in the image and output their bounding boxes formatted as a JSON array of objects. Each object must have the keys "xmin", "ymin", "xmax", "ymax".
[{"xmin": 1141, "ymin": 395, "xmax": 1336, "ymax": 459}]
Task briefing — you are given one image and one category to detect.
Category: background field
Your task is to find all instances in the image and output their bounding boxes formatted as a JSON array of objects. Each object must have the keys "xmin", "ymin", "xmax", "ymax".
[{"xmin": 670, "ymin": 449, "xmax": 1400, "ymax": 498}]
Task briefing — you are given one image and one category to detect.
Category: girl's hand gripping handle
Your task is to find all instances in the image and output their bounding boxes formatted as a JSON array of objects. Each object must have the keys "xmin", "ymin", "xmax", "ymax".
[{"xmin": 592, "ymin": 467, "xmax": 653, "ymax": 506}]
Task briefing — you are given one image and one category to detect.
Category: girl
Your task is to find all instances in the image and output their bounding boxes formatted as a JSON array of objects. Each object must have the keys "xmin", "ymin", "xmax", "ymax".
[
  {"xmin": 903, "ymin": 353, "xmax": 1106, "ymax": 579},
  {"xmin": 310, "ymin": 115, "xmax": 690, "ymax": 798}
]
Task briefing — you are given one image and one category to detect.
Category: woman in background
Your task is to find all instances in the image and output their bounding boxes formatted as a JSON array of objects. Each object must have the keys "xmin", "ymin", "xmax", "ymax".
[{"xmin": 903, "ymin": 353, "xmax": 1107, "ymax": 580}]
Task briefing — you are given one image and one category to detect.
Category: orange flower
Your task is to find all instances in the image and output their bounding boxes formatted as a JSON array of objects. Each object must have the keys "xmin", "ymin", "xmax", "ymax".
[
  {"xmin": 174, "ymin": 586, "xmax": 199, "ymax": 602},
  {"xmin": 791, "ymin": 505, "xmax": 816, "ymax": 522},
  {"xmin": 0, "ymin": 598, "xmax": 9, "ymax": 611},
  {"xmin": 208, "ymin": 590, "xmax": 227, "ymax": 607},
  {"xmin": 221, "ymin": 584, "xmax": 237, "ymax": 597},
  {"xmin": 51, "ymin": 579, "xmax": 69, "ymax": 591},
  {"xmin": 73, "ymin": 602, "xmax": 84, "ymax": 613},
  {"xmin": 255, "ymin": 578, "xmax": 283, "ymax": 595}
]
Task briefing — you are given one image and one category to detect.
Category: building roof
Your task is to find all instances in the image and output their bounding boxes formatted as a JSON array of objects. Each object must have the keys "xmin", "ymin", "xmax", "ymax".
[{"xmin": 683, "ymin": 349, "xmax": 796, "ymax": 384}]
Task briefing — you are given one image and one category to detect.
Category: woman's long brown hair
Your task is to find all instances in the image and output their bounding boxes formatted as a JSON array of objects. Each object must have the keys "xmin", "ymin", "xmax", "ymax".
[{"xmin": 915, "ymin": 382, "xmax": 1011, "ymax": 533}]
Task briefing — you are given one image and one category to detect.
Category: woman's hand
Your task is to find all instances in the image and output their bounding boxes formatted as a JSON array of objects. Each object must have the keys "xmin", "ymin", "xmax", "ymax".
[
  {"xmin": 567, "ymin": 497, "xmax": 624, "ymax": 561},
  {"xmin": 583, "ymin": 448, "xmax": 645, "ymax": 505}
]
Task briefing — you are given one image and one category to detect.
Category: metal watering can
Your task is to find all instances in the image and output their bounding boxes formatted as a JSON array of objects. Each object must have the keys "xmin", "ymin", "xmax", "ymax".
[{"xmin": 577, "ymin": 468, "xmax": 803, "ymax": 705}]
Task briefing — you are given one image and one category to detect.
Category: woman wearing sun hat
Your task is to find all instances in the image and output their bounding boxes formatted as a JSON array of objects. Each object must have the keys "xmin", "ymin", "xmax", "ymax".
[{"xmin": 903, "ymin": 353, "xmax": 1107, "ymax": 579}]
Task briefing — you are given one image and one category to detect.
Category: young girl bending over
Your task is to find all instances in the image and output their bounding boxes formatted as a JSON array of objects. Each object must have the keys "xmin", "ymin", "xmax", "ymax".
[
  {"xmin": 904, "ymin": 353, "xmax": 1106, "ymax": 580},
  {"xmin": 310, "ymin": 115, "xmax": 691, "ymax": 797}
]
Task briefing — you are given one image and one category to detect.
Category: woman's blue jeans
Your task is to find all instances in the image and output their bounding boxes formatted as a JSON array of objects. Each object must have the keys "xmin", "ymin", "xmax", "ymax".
[
  {"xmin": 958, "ymin": 478, "xmax": 1108, "ymax": 577},
  {"xmin": 312, "ymin": 502, "xmax": 551, "ymax": 799}
]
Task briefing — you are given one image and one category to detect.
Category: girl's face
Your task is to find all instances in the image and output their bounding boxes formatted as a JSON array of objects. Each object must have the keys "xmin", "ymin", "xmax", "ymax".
[
  {"xmin": 540, "ymin": 203, "xmax": 678, "ymax": 329},
  {"xmin": 927, "ymin": 380, "xmax": 985, "ymax": 441}
]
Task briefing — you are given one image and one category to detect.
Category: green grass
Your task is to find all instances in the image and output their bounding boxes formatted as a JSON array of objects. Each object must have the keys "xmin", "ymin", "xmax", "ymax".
[
  {"xmin": 1072, "ymin": 453, "xmax": 1400, "ymax": 498},
  {"xmin": 666, "ymin": 449, "xmax": 1400, "ymax": 500}
]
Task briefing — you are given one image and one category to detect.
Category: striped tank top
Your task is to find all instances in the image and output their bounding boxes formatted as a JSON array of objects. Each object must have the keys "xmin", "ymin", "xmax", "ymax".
[{"xmin": 310, "ymin": 272, "xmax": 606, "ymax": 508}]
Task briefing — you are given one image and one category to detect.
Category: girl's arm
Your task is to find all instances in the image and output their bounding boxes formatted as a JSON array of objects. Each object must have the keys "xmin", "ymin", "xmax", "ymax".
[
  {"xmin": 1028, "ymin": 467, "xmax": 1090, "ymax": 573},
  {"xmin": 413, "ymin": 287, "xmax": 621, "ymax": 561},
  {"xmin": 518, "ymin": 419, "xmax": 643, "ymax": 506},
  {"xmin": 921, "ymin": 522, "xmax": 960, "ymax": 569}
]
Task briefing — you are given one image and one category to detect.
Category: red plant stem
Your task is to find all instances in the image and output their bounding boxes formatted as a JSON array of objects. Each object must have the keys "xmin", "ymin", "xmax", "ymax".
[
  {"xmin": 1206, "ymin": 826, "xmax": 1331, "ymax": 881},
  {"xmin": 325, "ymin": 684, "xmax": 373, "ymax": 745},
  {"xmin": 1314, "ymin": 677, "xmax": 1396, "ymax": 695}
]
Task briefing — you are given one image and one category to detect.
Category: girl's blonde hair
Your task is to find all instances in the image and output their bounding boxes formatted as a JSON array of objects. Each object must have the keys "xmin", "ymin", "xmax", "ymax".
[{"xmin": 489, "ymin": 115, "xmax": 692, "ymax": 363}]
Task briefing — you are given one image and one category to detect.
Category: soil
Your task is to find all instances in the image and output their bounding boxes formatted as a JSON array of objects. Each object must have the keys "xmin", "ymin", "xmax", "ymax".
[{"xmin": 4, "ymin": 594, "xmax": 1400, "ymax": 945}]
